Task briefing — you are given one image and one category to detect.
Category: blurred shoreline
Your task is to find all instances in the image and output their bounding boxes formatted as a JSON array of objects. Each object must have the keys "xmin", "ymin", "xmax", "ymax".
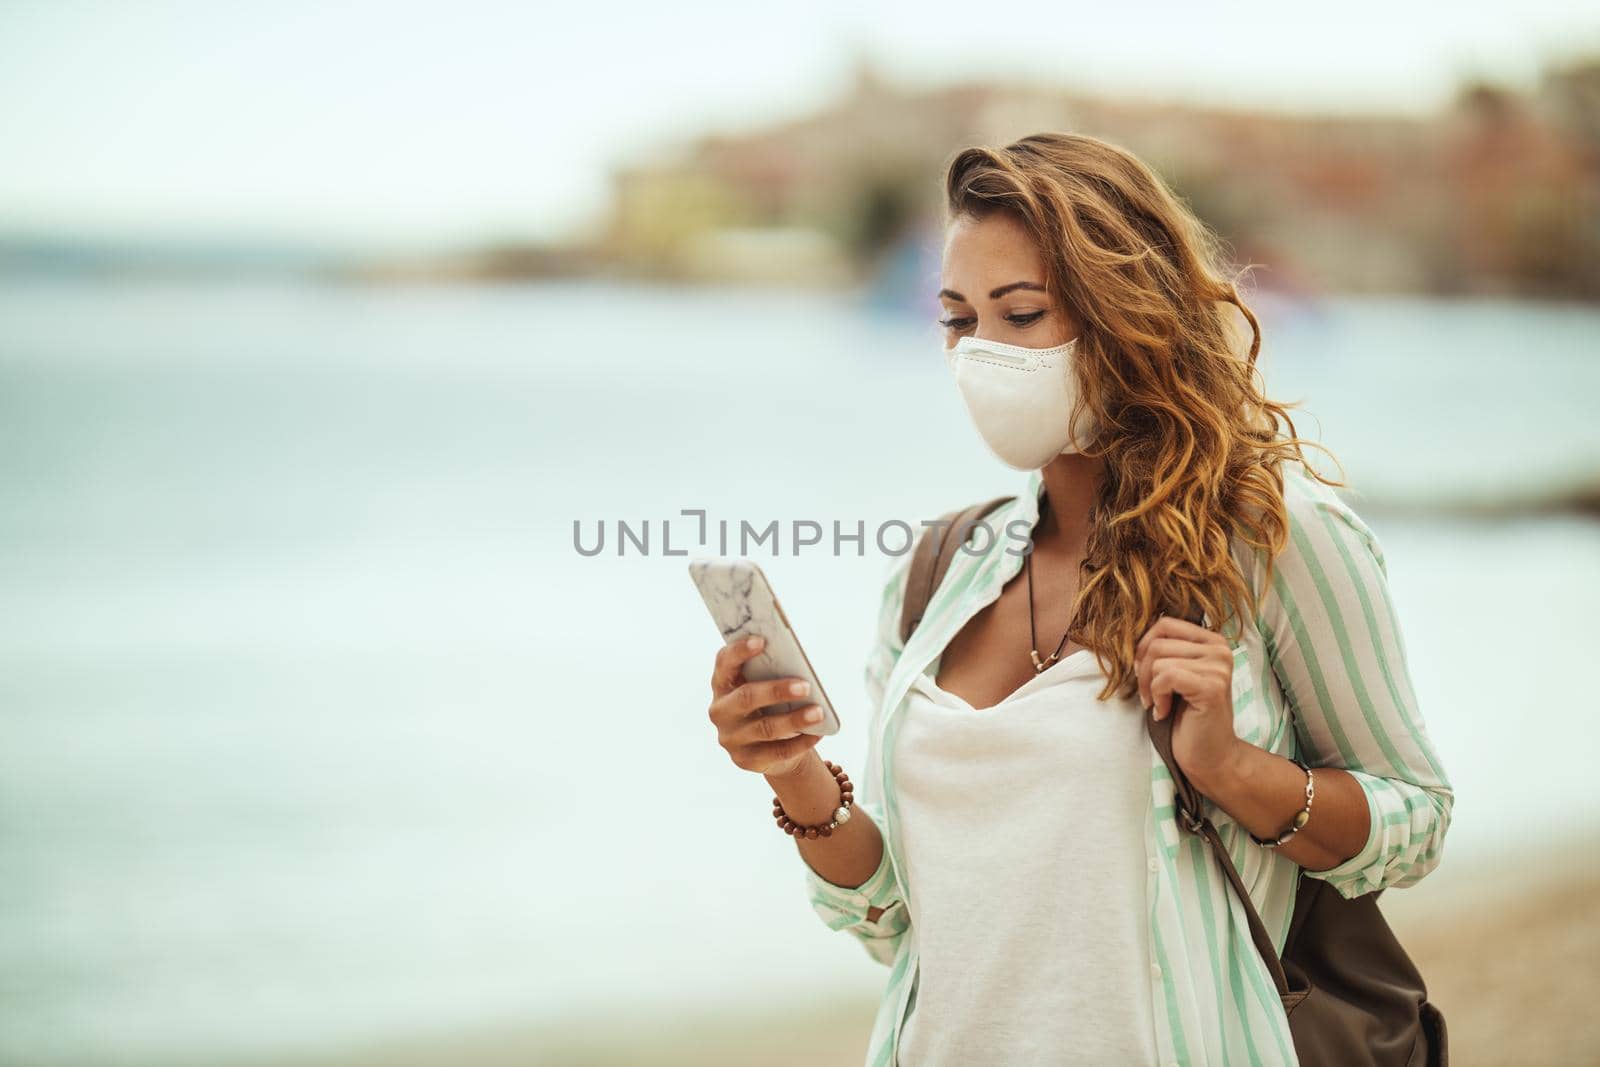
[
  {"xmin": 1350, "ymin": 477, "xmax": 1600, "ymax": 522},
  {"xmin": 223, "ymin": 839, "xmax": 1599, "ymax": 1067}
]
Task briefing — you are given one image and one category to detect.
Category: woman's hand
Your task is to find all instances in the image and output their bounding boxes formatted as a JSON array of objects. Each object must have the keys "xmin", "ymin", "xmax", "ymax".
[
  {"xmin": 708, "ymin": 634, "xmax": 826, "ymax": 779},
  {"xmin": 1135, "ymin": 614, "xmax": 1241, "ymax": 793}
]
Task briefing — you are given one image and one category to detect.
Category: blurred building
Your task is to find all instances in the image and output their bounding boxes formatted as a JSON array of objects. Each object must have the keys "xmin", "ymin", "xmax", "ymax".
[{"xmin": 586, "ymin": 55, "xmax": 1600, "ymax": 300}]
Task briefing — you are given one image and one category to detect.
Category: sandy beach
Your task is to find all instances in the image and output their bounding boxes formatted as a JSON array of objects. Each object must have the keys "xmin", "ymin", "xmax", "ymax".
[{"xmin": 251, "ymin": 839, "xmax": 1600, "ymax": 1067}]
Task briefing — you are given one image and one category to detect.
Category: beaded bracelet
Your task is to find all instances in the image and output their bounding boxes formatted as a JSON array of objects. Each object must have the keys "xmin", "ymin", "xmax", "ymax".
[
  {"xmin": 1250, "ymin": 757, "xmax": 1316, "ymax": 848},
  {"xmin": 773, "ymin": 759, "xmax": 854, "ymax": 838}
]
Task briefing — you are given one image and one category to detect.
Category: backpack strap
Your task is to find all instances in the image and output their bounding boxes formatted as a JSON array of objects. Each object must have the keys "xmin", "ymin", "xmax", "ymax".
[
  {"xmin": 898, "ymin": 495, "xmax": 1015, "ymax": 645},
  {"xmin": 1145, "ymin": 644, "xmax": 1301, "ymax": 1005}
]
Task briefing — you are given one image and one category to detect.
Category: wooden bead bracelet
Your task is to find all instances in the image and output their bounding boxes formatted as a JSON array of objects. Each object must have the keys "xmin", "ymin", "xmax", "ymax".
[{"xmin": 773, "ymin": 759, "xmax": 854, "ymax": 838}]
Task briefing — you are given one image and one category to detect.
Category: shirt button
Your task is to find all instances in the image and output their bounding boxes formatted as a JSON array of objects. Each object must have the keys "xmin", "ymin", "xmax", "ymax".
[
  {"xmin": 1147, "ymin": 857, "xmax": 1159, "ymax": 874},
  {"xmin": 1150, "ymin": 963, "xmax": 1163, "ymax": 980}
]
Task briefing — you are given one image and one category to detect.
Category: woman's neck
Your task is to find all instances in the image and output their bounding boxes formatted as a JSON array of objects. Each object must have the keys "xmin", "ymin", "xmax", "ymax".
[{"xmin": 1035, "ymin": 453, "xmax": 1105, "ymax": 555}]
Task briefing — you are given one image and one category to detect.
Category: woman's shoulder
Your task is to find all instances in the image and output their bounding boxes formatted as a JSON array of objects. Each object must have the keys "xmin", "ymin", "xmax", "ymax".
[
  {"xmin": 1230, "ymin": 457, "xmax": 1387, "ymax": 630},
  {"xmin": 1232, "ymin": 457, "xmax": 1378, "ymax": 554},
  {"xmin": 882, "ymin": 485, "xmax": 1030, "ymax": 622},
  {"xmin": 1278, "ymin": 456, "xmax": 1386, "ymax": 570},
  {"xmin": 870, "ymin": 538, "xmax": 918, "ymax": 652}
]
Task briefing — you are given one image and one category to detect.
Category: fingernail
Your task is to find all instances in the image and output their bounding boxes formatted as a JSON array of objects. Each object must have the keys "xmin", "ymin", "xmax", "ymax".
[
  {"xmin": 746, "ymin": 636, "xmax": 763, "ymax": 650},
  {"xmin": 802, "ymin": 706, "xmax": 823, "ymax": 723},
  {"xmin": 790, "ymin": 681, "xmax": 810, "ymax": 697}
]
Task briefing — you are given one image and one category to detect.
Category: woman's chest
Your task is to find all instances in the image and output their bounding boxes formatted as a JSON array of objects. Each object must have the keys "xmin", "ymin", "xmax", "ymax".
[
  {"xmin": 932, "ymin": 554, "xmax": 1087, "ymax": 710},
  {"xmin": 891, "ymin": 668, "xmax": 1152, "ymax": 827},
  {"xmin": 888, "ymin": 671, "xmax": 1157, "ymax": 916}
]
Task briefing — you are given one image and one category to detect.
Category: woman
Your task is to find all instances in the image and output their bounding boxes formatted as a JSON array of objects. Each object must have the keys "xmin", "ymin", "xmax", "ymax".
[{"xmin": 704, "ymin": 133, "xmax": 1452, "ymax": 1066}]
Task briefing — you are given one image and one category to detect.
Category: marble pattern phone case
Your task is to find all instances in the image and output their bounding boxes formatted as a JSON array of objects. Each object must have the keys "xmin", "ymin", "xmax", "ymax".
[{"xmin": 689, "ymin": 558, "xmax": 841, "ymax": 736}]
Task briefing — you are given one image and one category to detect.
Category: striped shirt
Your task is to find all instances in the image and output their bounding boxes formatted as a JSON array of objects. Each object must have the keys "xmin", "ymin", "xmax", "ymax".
[{"xmin": 803, "ymin": 458, "xmax": 1453, "ymax": 1067}]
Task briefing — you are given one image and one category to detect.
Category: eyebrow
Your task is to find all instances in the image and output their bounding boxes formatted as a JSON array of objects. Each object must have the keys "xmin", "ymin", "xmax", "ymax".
[{"xmin": 937, "ymin": 281, "xmax": 1047, "ymax": 302}]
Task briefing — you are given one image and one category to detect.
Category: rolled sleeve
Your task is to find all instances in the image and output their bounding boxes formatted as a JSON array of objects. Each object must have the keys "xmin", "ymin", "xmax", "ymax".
[
  {"xmin": 1307, "ymin": 770, "xmax": 1453, "ymax": 896},
  {"xmin": 1254, "ymin": 463, "xmax": 1454, "ymax": 899},
  {"xmin": 802, "ymin": 800, "xmax": 910, "ymax": 966}
]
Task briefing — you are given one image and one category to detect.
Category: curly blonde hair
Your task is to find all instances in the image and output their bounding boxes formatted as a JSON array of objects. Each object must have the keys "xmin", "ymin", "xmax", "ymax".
[{"xmin": 943, "ymin": 131, "xmax": 1347, "ymax": 702}]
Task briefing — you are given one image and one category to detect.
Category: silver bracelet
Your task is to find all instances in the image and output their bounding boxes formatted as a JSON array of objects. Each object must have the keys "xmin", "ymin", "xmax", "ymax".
[{"xmin": 1251, "ymin": 756, "xmax": 1315, "ymax": 848}]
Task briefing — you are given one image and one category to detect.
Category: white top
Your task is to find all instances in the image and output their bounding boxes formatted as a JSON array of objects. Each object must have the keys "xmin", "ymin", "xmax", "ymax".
[{"xmin": 892, "ymin": 647, "xmax": 1161, "ymax": 1066}]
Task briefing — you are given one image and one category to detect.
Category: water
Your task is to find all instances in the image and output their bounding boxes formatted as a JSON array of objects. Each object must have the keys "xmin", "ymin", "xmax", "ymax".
[{"xmin": 1, "ymin": 278, "xmax": 1596, "ymax": 1065}]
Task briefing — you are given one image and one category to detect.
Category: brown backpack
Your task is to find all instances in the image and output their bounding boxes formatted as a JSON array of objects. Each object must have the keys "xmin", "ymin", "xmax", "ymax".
[{"xmin": 900, "ymin": 498, "xmax": 1447, "ymax": 1067}]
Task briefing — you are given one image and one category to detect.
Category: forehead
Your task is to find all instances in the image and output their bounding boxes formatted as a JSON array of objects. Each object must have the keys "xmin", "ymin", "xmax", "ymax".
[{"xmin": 940, "ymin": 213, "xmax": 1047, "ymax": 289}]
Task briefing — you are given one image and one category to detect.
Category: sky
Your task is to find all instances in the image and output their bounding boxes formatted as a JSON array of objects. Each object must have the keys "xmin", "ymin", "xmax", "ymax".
[{"xmin": 1, "ymin": 0, "xmax": 1597, "ymax": 251}]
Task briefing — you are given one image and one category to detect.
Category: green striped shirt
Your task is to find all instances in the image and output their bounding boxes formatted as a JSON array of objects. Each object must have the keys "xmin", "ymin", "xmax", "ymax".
[{"xmin": 803, "ymin": 459, "xmax": 1453, "ymax": 1066}]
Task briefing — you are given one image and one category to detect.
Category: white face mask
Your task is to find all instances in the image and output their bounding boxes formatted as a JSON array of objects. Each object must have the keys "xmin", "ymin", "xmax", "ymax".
[{"xmin": 943, "ymin": 333, "xmax": 1098, "ymax": 470}]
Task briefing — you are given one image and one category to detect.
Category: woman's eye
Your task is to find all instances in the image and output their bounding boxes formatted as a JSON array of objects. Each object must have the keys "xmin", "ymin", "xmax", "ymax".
[{"xmin": 937, "ymin": 312, "xmax": 1046, "ymax": 329}]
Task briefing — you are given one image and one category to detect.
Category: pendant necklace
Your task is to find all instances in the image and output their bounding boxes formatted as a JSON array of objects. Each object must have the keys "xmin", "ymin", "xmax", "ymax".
[{"xmin": 1024, "ymin": 548, "xmax": 1075, "ymax": 674}]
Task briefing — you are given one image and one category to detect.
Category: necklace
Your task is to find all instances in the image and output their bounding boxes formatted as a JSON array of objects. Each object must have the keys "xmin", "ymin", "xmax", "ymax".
[{"xmin": 1024, "ymin": 548, "xmax": 1075, "ymax": 673}]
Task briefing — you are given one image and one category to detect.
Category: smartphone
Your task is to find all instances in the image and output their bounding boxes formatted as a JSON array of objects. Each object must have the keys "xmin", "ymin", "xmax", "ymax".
[{"xmin": 688, "ymin": 558, "xmax": 841, "ymax": 736}]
